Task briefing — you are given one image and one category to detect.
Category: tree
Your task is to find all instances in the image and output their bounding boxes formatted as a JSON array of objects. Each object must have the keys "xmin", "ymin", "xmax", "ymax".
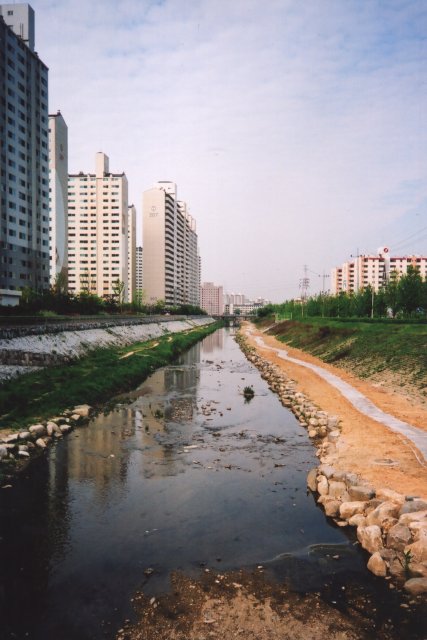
[
  {"xmin": 112, "ymin": 279, "xmax": 126, "ymax": 311},
  {"xmin": 133, "ymin": 288, "xmax": 146, "ymax": 309},
  {"xmin": 384, "ymin": 270, "xmax": 400, "ymax": 318},
  {"xmin": 397, "ymin": 265, "xmax": 423, "ymax": 316}
]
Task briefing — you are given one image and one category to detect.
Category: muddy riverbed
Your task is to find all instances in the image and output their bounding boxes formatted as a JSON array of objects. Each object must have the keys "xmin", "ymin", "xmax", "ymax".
[{"xmin": 0, "ymin": 328, "xmax": 425, "ymax": 639}]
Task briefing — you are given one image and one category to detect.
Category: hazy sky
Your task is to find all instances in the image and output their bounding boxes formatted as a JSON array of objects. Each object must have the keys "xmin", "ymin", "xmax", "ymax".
[{"xmin": 32, "ymin": 0, "xmax": 426, "ymax": 301}]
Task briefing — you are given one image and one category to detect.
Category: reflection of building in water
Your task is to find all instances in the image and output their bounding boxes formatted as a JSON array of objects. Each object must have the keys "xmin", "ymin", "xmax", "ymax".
[
  {"xmin": 65, "ymin": 409, "xmax": 134, "ymax": 490},
  {"xmin": 200, "ymin": 329, "xmax": 224, "ymax": 353}
]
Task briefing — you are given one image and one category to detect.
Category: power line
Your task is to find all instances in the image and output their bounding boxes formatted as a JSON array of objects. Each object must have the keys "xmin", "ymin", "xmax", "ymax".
[{"xmin": 391, "ymin": 225, "xmax": 427, "ymax": 251}]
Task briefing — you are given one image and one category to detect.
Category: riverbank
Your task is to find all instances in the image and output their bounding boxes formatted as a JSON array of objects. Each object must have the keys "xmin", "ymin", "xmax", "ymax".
[
  {"xmin": 240, "ymin": 323, "xmax": 427, "ymax": 593},
  {"xmin": 260, "ymin": 318, "xmax": 426, "ymax": 407},
  {"xmin": 0, "ymin": 320, "xmax": 219, "ymax": 479},
  {"xmin": 242, "ymin": 323, "xmax": 427, "ymax": 493},
  {"xmin": 0, "ymin": 316, "xmax": 214, "ymax": 380}
]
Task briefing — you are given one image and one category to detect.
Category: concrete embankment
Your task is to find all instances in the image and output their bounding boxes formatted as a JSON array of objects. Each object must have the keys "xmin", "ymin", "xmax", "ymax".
[
  {"xmin": 0, "ymin": 316, "xmax": 215, "ymax": 380},
  {"xmin": 236, "ymin": 331, "xmax": 427, "ymax": 598}
]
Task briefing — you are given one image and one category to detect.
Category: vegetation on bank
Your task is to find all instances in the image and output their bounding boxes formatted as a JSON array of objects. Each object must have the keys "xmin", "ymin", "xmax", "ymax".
[
  {"xmin": 258, "ymin": 265, "xmax": 427, "ymax": 320},
  {"xmin": 0, "ymin": 281, "xmax": 206, "ymax": 318},
  {"xmin": 256, "ymin": 316, "xmax": 426, "ymax": 393},
  {"xmin": 0, "ymin": 322, "xmax": 220, "ymax": 431}
]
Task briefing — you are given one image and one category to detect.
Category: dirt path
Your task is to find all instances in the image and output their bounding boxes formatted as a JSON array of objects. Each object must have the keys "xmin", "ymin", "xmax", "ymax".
[{"xmin": 243, "ymin": 324, "xmax": 427, "ymax": 499}]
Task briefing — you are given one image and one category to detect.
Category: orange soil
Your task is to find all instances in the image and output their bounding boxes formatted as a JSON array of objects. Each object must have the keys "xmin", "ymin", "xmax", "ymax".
[{"xmin": 243, "ymin": 324, "xmax": 427, "ymax": 499}]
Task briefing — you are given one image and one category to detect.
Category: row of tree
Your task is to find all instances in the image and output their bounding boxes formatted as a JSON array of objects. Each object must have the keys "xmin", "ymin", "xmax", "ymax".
[
  {"xmin": 0, "ymin": 279, "xmax": 206, "ymax": 317},
  {"xmin": 258, "ymin": 266, "xmax": 427, "ymax": 320}
]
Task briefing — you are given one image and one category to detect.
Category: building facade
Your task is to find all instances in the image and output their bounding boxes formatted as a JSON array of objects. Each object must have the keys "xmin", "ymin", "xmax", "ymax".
[
  {"xmin": 200, "ymin": 281, "xmax": 224, "ymax": 316},
  {"xmin": 0, "ymin": 3, "xmax": 49, "ymax": 305},
  {"xmin": 331, "ymin": 247, "xmax": 427, "ymax": 294},
  {"xmin": 67, "ymin": 152, "xmax": 129, "ymax": 300},
  {"xmin": 48, "ymin": 111, "xmax": 68, "ymax": 287},
  {"xmin": 142, "ymin": 181, "xmax": 200, "ymax": 307},
  {"xmin": 135, "ymin": 246, "xmax": 143, "ymax": 294},
  {"xmin": 127, "ymin": 204, "xmax": 136, "ymax": 302}
]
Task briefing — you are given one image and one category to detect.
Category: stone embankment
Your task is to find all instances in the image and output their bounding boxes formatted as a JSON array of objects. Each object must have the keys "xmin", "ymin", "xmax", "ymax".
[
  {"xmin": 0, "ymin": 404, "xmax": 93, "ymax": 472},
  {"xmin": 0, "ymin": 316, "xmax": 214, "ymax": 380},
  {"xmin": 236, "ymin": 333, "xmax": 427, "ymax": 597}
]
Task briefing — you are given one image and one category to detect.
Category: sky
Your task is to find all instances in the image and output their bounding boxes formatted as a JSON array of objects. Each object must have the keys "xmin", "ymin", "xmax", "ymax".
[{"xmin": 30, "ymin": 0, "xmax": 427, "ymax": 301}]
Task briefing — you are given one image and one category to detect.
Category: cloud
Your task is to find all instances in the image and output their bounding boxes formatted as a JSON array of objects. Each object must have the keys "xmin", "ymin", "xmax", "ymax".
[{"xmin": 33, "ymin": 0, "xmax": 427, "ymax": 299}]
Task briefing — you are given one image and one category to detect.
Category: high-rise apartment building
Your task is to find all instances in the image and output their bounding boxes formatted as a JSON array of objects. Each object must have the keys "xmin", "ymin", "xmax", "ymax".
[
  {"xmin": 48, "ymin": 111, "xmax": 68, "ymax": 287},
  {"xmin": 142, "ymin": 181, "xmax": 200, "ymax": 307},
  {"xmin": 127, "ymin": 204, "xmax": 136, "ymax": 302},
  {"xmin": 331, "ymin": 247, "xmax": 427, "ymax": 294},
  {"xmin": 200, "ymin": 282, "xmax": 224, "ymax": 316},
  {"xmin": 0, "ymin": 3, "xmax": 49, "ymax": 305},
  {"xmin": 67, "ymin": 153, "xmax": 129, "ymax": 300},
  {"xmin": 135, "ymin": 246, "xmax": 143, "ymax": 294}
]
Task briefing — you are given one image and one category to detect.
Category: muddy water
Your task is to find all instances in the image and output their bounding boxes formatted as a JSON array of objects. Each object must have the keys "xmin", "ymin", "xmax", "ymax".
[{"xmin": 0, "ymin": 328, "xmax": 425, "ymax": 639}]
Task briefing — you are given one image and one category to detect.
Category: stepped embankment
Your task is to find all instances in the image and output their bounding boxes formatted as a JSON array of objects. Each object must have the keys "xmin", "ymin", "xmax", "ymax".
[{"xmin": 0, "ymin": 316, "xmax": 215, "ymax": 381}]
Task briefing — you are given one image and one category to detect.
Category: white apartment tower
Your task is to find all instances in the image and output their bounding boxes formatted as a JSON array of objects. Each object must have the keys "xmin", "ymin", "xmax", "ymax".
[
  {"xmin": 0, "ymin": 4, "xmax": 49, "ymax": 305},
  {"xmin": 127, "ymin": 204, "xmax": 136, "ymax": 302},
  {"xmin": 143, "ymin": 181, "xmax": 200, "ymax": 307},
  {"xmin": 67, "ymin": 153, "xmax": 129, "ymax": 300},
  {"xmin": 48, "ymin": 111, "xmax": 68, "ymax": 287}
]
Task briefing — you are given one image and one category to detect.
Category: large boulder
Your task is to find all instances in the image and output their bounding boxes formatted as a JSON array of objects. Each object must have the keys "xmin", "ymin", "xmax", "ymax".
[
  {"xmin": 366, "ymin": 501, "xmax": 401, "ymax": 528},
  {"xmin": 3, "ymin": 433, "xmax": 19, "ymax": 444},
  {"xmin": 405, "ymin": 530, "xmax": 427, "ymax": 564},
  {"xmin": 317, "ymin": 475, "xmax": 329, "ymax": 496},
  {"xmin": 323, "ymin": 498, "xmax": 341, "ymax": 518},
  {"xmin": 399, "ymin": 510, "xmax": 427, "ymax": 526},
  {"xmin": 357, "ymin": 525, "xmax": 383, "ymax": 554},
  {"xmin": 339, "ymin": 501, "xmax": 367, "ymax": 521},
  {"xmin": 408, "ymin": 520, "xmax": 427, "ymax": 540},
  {"xmin": 399, "ymin": 500, "xmax": 427, "ymax": 516},
  {"xmin": 348, "ymin": 485, "xmax": 375, "ymax": 501},
  {"xmin": 386, "ymin": 523, "xmax": 412, "ymax": 551},
  {"xmin": 376, "ymin": 488, "xmax": 405, "ymax": 505},
  {"xmin": 72, "ymin": 404, "xmax": 92, "ymax": 418},
  {"xmin": 328, "ymin": 481, "xmax": 348, "ymax": 500},
  {"xmin": 367, "ymin": 552, "xmax": 387, "ymax": 577},
  {"xmin": 348, "ymin": 514, "xmax": 366, "ymax": 527},
  {"xmin": 409, "ymin": 562, "xmax": 427, "ymax": 578},
  {"xmin": 29, "ymin": 424, "xmax": 46, "ymax": 437},
  {"xmin": 404, "ymin": 577, "xmax": 427, "ymax": 595},
  {"xmin": 306, "ymin": 468, "xmax": 317, "ymax": 492}
]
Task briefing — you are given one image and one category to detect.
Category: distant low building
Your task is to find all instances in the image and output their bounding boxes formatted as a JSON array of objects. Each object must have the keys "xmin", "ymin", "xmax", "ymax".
[{"xmin": 331, "ymin": 248, "xmax": 427, "ymax": 294}]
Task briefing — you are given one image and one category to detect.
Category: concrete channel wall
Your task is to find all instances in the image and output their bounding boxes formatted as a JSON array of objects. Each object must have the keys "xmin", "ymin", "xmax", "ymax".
[{"xmin": 0, "ymin": 316, "xmax": 215, "ymax": 378}]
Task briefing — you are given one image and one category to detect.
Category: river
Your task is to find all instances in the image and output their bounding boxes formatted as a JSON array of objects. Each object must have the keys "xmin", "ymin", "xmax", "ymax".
[{"xmin": 0, "ymin": 328, "xmax": 425, "ymax": 639}]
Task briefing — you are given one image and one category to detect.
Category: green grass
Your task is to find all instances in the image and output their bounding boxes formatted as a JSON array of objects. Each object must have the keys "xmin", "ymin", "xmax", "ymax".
[
  {"xmin": 0, "ymin": 323, "xmax": 220, "ymax": 430},
  {"xmin": 262, "ymin": 317, "xmax": 426, "ymax": 391}
]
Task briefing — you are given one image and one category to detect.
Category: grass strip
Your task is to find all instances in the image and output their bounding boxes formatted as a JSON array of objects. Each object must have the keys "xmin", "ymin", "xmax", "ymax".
[
  {"xmin": 259, "ymin": 317, "xmax": 426, "ymax": 391},
  {"xmin": 0, "ymin": 322, "xmax": 220, "ymax": 430}
]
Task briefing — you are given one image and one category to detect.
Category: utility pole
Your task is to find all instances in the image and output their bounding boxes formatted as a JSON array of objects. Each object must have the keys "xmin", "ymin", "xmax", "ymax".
[
  {"xmin": 299, "ymin": 265, "xmax": 310, "ymax": 318},
  {"xmin": 350, "ymin": 248, "xmax": 360, "ymax": 293}
]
